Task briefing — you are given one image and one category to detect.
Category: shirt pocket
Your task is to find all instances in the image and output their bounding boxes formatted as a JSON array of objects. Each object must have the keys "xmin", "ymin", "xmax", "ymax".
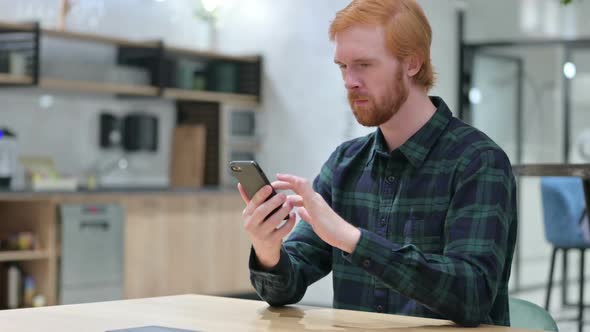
[{"xmin": 402, "ymin": 212, "xmax": 445, "ymax": 253}]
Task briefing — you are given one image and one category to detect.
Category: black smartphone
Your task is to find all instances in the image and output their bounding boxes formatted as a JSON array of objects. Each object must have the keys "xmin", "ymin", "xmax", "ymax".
[{"xmin": 229, "ymin": 160, "xmax": 287, "ymax": 221}]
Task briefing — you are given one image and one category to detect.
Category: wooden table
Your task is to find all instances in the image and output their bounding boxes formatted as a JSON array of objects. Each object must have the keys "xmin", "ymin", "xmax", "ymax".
[{"xmin": 0, "ymin": 294, "xmax": 537, "ymax": 332}]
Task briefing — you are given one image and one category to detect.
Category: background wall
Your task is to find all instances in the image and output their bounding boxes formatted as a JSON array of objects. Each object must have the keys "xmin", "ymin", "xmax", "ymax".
[
  {"xmin": 0, "ymin": 0, "xmax": 459, "ymax": 190},
  {"xmin": 0, "ymin": 0, "xmax": 459, "ymax": 305}
]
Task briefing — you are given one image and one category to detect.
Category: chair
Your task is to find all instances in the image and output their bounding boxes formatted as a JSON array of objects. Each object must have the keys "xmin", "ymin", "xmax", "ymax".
[
  {"xmin": 541, "ymin": 177, "xmax": 590, "ymax": 332},
  {"xmin": 509, "ymin": 297, "xmax": 558, "ymax": 332}
]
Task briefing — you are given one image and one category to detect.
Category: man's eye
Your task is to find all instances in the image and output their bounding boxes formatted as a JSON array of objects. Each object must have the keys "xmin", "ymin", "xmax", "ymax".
[
  {"xmin": 339, "ymin": 64, "xmax": 347, "ymax": 70},
  {"xmin": 360, "ymin": 63, "xmax": 370, "ymax": 68}
]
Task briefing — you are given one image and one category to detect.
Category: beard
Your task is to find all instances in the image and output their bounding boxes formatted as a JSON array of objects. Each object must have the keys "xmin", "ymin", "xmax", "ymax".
[{"xmin": 348, "ymin": 67, "xmax": 409, "ymax": 127}]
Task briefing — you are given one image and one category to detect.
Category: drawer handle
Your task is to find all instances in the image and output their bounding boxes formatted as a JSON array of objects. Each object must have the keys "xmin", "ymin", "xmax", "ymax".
[{"xmin": 79, "ymin": 221, "xmax": 110, "ymax": 231}]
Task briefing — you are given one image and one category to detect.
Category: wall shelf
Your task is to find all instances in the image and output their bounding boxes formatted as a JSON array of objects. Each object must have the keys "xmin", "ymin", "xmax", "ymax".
[
  {"xmin": 164, "ymin": 88, "xmax": 259, "ymax": 107},
  {"xmin": 0, "ymin": 21, "xmax": 36, "ymax": 31},
  {"xmin": 0, "ymin": 250, "xmax": 52, "ymax": 262},
  {"xmin": 166, "ymin": 46, "xmax": 260, "ymax": 63},
  {"xmin": 0, "ymin": 73, "xmax": 33, "ymax": 85},
  {"xmin": 43, "ymin": 28, "xmax": 160, "ymax": 49},
  {"xmin": 0, "ymin": 75, "xmax": 260, "ymax": 104},
  {"xmin": 39, "ymin": 78, "xmax": 159, "ymax": 97},
  {"xmin": 0, "ymin": 21, "xmax": 262, "ymax": 106}
]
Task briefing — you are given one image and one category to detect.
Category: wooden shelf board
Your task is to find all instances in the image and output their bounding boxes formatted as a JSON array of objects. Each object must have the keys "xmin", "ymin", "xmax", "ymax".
[
  {"xmin": 0, "ymin": 21, "xmax": 36, "ymax": 31},
  {"xmin": 166, "ymin": 46, "xmax": 259, "ymax": 63},
  {"xmin": 0, "ymin": 76, "xmax": 259, "ymax": 105},
  {"xmin": 0, "ymin": 22, "xmax": 261, "ymax": 64},
  {"xmin": 164, "ymin": 88, "xmax": 259, "ymax": 107},
  {"xmin": 40, "ymin": 78, "xmax": 159, "ymax": 97},
  {"xmin": 0, "ymin": 250, "xmax": 52, "ymax": 262},
  {"xmin": 43, "ymin": 28, "xmax": 159, "ymax": 49},
  {"xmin": 0, "ymin": 76, "xmax": 259, "ymax": 104},
  {"xmin": 0, "ymin": 73, "xmax": 33, "ymax": 84}
]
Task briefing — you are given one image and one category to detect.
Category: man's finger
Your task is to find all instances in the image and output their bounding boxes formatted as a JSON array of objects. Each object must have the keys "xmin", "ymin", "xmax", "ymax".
[
  {"xmin": 237, "ymin": 183, "xmax": 250, "ymax": 203},
  {"xmin": 297, "ymin": 207, "xmax": 312, "ymax": 222},
  {"xmin": 276, "ymin": 174, "xmax": 314, "ymax": 197},
  {"xmin": 271, "ymin": 180, "xmax": 292, "ymax": 191},
  {"xmin": 272, "ymin": 212, "xmax": 297, "ymax": 241},
  {"xmin": 251, "ymin": 193, "xmax": 286, "ymax": 225},
  {"xmin": 286, "ymin": 195, "xmax": 304, "ymax": 207},
  {"xmin": 260, "ymin": 200, "xmax": 293, "ymax": 234},
  {"xmin": 243, "ymin": 185, "xmax": 273, "ymax": 217}
]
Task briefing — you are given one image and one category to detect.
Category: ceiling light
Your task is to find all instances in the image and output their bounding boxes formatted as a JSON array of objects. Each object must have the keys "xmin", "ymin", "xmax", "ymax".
[
  {"xmin": 564, "ymin": 62, "xmax": 576, "ymax": 79},
  {"xmin": 201, "ymin": 0, "xmax": 222, "ymax": 13},
  {"xmin": 469, "ymin": 87, "xmax": 482, "ymax": 105}
]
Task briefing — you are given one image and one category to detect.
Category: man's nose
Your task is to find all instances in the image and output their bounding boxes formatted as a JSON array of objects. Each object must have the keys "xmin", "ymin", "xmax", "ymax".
[{"xmin": 344, "ymin": 71, "xmax": 361, "ymax": 90}]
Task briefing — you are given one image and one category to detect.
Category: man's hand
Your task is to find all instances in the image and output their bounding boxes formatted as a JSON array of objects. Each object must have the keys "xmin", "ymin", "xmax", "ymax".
[
  {"xmin": 275, "ymin": 173, "xmax": 361, "ymax": 254},
  {"xmin": 238, "ymin": 184, "xmax": 297, "ymax": 270}
]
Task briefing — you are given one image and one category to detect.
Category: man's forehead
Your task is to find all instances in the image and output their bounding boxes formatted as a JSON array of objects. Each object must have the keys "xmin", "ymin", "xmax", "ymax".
[
  {"xmin": 334, "ymin": 24, "xmax": 385, "ymax": 43},
  {"xmin": 334, "ymin": 27, "xmax": 387, "ymax": 62}
]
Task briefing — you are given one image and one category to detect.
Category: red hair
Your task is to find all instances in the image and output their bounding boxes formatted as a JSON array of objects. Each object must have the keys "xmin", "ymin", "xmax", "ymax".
[{"xmin": 330, "ymin": 0, "xmax": 436, "ymax": 91}]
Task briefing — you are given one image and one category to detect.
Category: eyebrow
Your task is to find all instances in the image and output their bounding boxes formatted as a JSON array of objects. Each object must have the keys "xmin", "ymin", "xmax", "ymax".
[{"xmin": 334, "ymin": 58, "xmax": 378, "ymax": 65}]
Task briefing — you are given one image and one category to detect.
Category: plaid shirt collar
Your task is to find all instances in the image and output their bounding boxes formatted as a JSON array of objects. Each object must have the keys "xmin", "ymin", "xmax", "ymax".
[{"xmin": 367, "ymin": 96, "xmax": 452, "ymax": 168}]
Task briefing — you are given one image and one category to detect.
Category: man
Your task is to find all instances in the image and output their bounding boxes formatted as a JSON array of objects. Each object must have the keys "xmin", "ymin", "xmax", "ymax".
[{"xmin": 238, "ymin": 0, "xmax": 517, "ymax": 327}]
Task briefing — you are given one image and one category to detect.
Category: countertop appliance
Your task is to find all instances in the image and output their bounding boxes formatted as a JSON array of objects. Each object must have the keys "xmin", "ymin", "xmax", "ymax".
[{"xmin": 0, "ymin": 128, "xmax": 17, "ymax": 189}]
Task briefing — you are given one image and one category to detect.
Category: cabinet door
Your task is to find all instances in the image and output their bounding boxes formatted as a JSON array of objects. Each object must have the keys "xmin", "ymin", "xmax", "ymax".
[{"xmin": 124, "ymin": 193, "xmax": 253, "ymax": 299}]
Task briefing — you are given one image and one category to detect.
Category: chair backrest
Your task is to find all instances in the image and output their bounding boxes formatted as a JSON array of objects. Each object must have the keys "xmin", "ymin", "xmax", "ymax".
[
  {"xmin": 509, "ymin": 297, "xmax": 558, "ymax": 331},
  {"xmin": 540, "ymin": 177, "xmax": 587, "ymax": 247}
]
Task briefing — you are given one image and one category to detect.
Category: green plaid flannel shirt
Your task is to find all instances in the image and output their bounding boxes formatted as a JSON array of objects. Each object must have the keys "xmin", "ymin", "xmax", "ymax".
[{"xmin": 249, "ymin": 97, "xmax": 517, "ymax": 327}]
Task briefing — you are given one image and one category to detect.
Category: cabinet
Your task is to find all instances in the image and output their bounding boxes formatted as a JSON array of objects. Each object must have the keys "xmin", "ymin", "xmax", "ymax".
[
  {"xmin": 0, "ymin": 200, "xmax": 57, "ymax": 307},
  {"xmin": 123, "ymin": 193, "xmax": 251, "ymax": 298},
  {"xmin": 0, "ymin": 191, "xmax": 253, "ymax": 309}
]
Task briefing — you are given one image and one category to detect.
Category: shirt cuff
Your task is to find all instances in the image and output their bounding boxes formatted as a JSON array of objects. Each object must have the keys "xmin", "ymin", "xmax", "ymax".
[
  {"xmin": 341, "ymin": 228, "xmax": 403, "ymax": 276},
  {"xmin": 249, "ymin": 246, "xmax": 292, "ymax": 278}
]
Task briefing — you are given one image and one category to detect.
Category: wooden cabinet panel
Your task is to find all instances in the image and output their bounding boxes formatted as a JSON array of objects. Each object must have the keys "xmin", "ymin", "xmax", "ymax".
[{"xmin": 123, "ymin": 193, "xmax": 253, "ymax": 299}]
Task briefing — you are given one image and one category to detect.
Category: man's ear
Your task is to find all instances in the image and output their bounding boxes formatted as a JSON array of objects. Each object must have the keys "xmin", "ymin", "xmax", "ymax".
[{"xmin": 406, "ymin": 55, "xmax": 422, "ymax": 78}]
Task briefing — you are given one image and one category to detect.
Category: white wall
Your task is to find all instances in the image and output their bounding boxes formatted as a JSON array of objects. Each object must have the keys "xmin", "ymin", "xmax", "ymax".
[{"xmin": 0, "ymin": 90, "xmax": 175, "ymax": 187}]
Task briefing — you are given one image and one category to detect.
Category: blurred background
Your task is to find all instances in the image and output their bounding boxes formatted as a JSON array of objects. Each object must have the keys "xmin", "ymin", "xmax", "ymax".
[{"xmin": 0, "ymin": 0, "xmax": 588, "ymax": 331}]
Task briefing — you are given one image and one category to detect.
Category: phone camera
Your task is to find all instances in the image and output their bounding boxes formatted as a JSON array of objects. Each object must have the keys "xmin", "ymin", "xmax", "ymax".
[{"xmin": 231, "ymin": 165, "xmax": 242, "ymax": 172}]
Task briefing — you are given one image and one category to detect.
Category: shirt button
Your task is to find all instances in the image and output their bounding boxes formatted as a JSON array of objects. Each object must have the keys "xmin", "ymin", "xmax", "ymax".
[
  {"xmin": 386, "ymin": 175, "xmax": 395, "ymax": 183},
  {"xmin": 376, "ymin": 304, "xmax": 384, "ymax": 312},
  {"xmin": 362, "ymin": 259, "xmax": 372, "ymax": 268}
]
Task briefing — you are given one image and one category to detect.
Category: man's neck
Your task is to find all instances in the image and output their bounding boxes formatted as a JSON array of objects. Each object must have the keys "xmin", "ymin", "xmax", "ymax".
[{"xmin": 379, "ymin": 86, "xmax": 437, "ymax": 153}]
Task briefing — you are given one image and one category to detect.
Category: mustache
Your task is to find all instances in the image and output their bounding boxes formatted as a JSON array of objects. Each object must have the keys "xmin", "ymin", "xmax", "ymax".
[{"xmin": 348, "ymin": 92, "xmax": 370, "ymax": 101}]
